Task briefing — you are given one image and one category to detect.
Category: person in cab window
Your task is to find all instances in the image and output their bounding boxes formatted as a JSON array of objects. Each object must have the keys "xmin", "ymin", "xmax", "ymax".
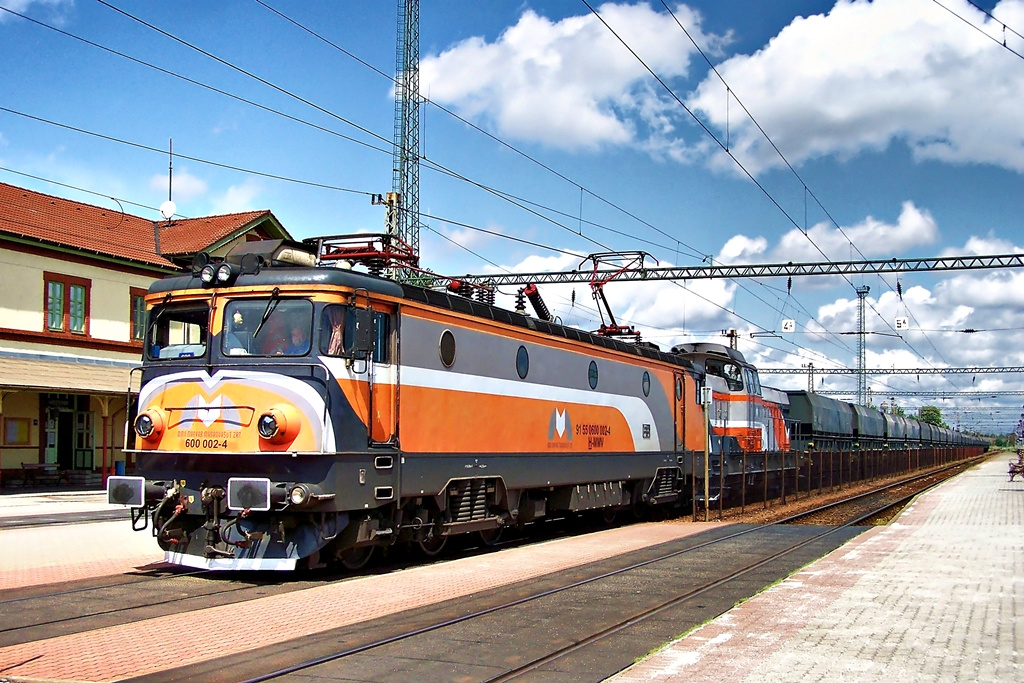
[{"xmin": 284, "ymin": 324, "xmax": 310, "ymax": 355}]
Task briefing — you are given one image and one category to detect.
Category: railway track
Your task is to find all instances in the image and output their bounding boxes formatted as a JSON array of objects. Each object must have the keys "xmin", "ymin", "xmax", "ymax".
[
  {"xmin": 0, "ymin": 515, "xmax": 615, "ymax": 649},
  {"xmin": 0, "ymin": 458, "xmax": 981, "ymax": 682},
  {"xmin": 780, "ymin": 457, "xmax": 979, "ymax": 527},
  {"xmin": 0, "ymin": 508, "xmax": 129, "ymax": 530},
  {"xmin": 200, "ymin": 464, "xmax": 969, "ymax": 683}
]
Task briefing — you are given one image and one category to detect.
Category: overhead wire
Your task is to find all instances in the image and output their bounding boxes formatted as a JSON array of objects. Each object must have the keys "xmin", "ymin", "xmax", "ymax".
[
  {"xmin": 599, "ymin": 0, "xmax": 965, "ymax": 393},
  {"xmin": 70, "ymin": 0, "xmax": 819, "ymax": 350},
  {"xmin": 247, "ymin": 0, "xmax": 852, "ymax": 353},
  {"xmin": 574, "ymin": 0, "xmax": 865, "ymax": 355},
  {"xmin": 934, "ymin": 0, "xmax": 1024, "ymax": 62},
  {"xmin": 248, "ymin": 0, "xmax": 711, "ymax": 264},
  {"xmin": 651, "ymin": 0, "xmax": 959, "ymax": 385},
  {"xmin": 0, "ymin": 4, "xmax": 391, "ymax": 157},
  {"xmin": 651, "ymin": 0, "xmax": 962, "ymax": 389},
  {"xmin": 1, "ymin": 2, "xmax": 984, "ymax": 383}
]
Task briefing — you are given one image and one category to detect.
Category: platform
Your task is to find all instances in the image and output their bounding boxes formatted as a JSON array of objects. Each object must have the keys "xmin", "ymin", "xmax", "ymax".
[
  {"xmin": 0, "ymin": 454, "xmax": 1016, "ymax": 682},
  {"xmin": 611, "ymin": 453, "xmax": 1023, "ymax": 682}
]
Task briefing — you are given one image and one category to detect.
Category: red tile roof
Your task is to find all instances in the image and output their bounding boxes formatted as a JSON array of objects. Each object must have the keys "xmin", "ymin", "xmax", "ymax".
[
  {"xmin": 158, "ymin": 211, "xmax": 278, "ymax": 257},
  {"xmin": 0, "ymin": 181, "xmax": 286, "ymax": 269}
]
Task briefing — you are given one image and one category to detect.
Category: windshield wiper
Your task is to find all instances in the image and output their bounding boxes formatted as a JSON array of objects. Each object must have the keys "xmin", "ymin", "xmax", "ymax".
[
  {"xmin": 252, "ymin": 287, "xmax": 281, "ymax": 340},
  {"xmin": 144, "ymin": 293, "xmax": 173, "ymax": 344}
]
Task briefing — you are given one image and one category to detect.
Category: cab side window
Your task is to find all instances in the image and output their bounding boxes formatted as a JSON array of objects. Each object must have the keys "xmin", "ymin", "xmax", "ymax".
[
  {"xmin": 319, "ymin": 306, "xmax": 391, "ymax": 363},
  {"xmin": 372, "ymin": 311, "xmax": 390, "ymax": 363},
  {"xmin": 320, "ymin": 305, "xmax": 347, "ymax": 357}
]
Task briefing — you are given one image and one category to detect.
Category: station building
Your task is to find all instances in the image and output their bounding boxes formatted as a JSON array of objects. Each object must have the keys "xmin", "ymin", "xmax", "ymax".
[{"xmin": 0, "ymin": 180, "xmax": 291, "ymax": 486}]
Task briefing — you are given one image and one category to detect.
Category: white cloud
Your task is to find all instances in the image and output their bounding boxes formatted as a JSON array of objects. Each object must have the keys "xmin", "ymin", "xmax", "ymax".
[
  {"xmin": 209, "ymin": 178, "xmax": 262, "ymax": 214},
  {"xmin": 942, "ymin": 232, "xmax": 1023, "ymax": 256},
  {"xmin": 773, "ymin": 201, "xmax": 938, "ymax": 262},
  {"xmin": 717, "ymin": 200, "xmax": 938, "ymax": 266},
  {"xmin": 149, "ymin": 168, "xmax": 208, "ymax": 203},
  {"xmin": 421, "ymin": 3, "xmax": 724, "ymax": 150},
  {"xmin": 0, "ymin": 0, "xmax": 72, "ymax": 24},
  {"xmin": 687, "ymin": 0, "xmax": 1024, "ymax": 174},
  {"xmin": 441, "ymin": 220, "xmax": 505, "ymax": 253},
  {"xmin": 935, "ymin": 269, "xmax": 1024, "ymax": 310},
  {"xmin": 718, "ymin": 234, "xmax": 767, "ymax": 263}
]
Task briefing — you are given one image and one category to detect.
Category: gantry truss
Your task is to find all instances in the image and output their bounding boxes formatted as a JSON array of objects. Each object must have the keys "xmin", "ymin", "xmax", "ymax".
[
  {"xmin": 452, "ymin": 253, "xmax": 1024, "ymax": 287},
  {"xmin": 816, "ymin": 390, "xmax": 1024, "ymax": 397},
  {"xmin": 760, "ymin": 366, "xmax": 1024, "ymax": 375}
]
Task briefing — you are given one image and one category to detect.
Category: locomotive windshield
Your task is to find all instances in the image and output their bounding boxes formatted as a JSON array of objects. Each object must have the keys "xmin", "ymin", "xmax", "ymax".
[
  {"xmin": 223, "ymin": 298, "xmax": 313, "ymax": 357},
  {"xmin": 146, "ymin": 303, "xmax": 208, "ymax": 360}
]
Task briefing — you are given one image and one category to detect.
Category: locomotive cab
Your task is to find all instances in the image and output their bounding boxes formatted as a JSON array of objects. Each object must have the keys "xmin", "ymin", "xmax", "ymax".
[{"xmin": 108, "ymin": 241, "xmax": 403, "ymax": 569}]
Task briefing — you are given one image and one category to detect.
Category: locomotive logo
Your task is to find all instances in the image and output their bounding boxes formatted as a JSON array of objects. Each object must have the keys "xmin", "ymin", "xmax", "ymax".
[
  {"xmin": 173, "ymin": 393, "xmax": 247, "ymax": 430},
  {"xmin": 195, "ymin": 395, "xmax": 224, "ymax": 427},
  {"xmin": 548, "ymin": 408, "xmax": 573, "ymax": 442}
]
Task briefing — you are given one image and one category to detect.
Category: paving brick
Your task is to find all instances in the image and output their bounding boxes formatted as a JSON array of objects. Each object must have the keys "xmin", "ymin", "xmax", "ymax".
[
  {"xmin": 0, "ymin": 520, "xmax": 710, "ymax": 682},
  {"xmin": 0, "ymin": 520, "xmax": 165, "ymax": 590},
  {"xmin": 610, "ymin": 454, "xmax": 1024, "ymax": 683}
]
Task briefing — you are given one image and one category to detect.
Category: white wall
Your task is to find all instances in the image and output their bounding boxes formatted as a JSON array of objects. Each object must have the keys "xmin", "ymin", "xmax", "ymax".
[{"xmin": 0, "ymin": 249, "xmax": 158, "ymax": 342}]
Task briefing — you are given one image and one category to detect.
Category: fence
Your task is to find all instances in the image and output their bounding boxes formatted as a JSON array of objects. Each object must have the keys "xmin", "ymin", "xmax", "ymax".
[{"xmin": 691, "ymin": 444, "xmax": 979, "ymax": 521}]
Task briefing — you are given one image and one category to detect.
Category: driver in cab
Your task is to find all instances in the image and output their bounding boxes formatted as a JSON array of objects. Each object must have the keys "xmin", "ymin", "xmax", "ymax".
[{"xmin": 282, "ymin": 324, "xmax": 310, "ymax": 355}]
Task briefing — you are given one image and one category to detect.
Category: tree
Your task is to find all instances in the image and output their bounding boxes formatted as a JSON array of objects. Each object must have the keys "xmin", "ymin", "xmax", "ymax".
[{"xmin": 918, "ymin": 405, "xmax": 948, "ymax": 428}]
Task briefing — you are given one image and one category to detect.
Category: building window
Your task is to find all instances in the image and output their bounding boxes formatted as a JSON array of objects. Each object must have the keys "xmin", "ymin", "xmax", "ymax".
[
  {"xmin": 44, "ymin": 272, "xmax": 90, "ymax": 336},
  {"xmin": 3, "ymin": 418, "xmax": 31, "ymax": 445},
  {"xmin": 130, "ymin": 288, "xmax": 147, "ymax": 342},
  {"xmin": 47, "ymin": 281, "xmax": 64, "ymax": 331}
]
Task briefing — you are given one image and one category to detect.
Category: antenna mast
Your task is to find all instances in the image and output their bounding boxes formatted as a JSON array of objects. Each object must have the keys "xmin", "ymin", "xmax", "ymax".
[
  {"xmin": 167, "ymin": 138, "xmax": 173, "ymax": 202},
  {"xmin": 389, "ymin": 0, "xmax": 421, "ymax": 278}
]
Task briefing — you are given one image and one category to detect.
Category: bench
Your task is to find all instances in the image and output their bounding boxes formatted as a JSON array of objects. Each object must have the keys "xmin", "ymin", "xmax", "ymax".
[{"xmin": 20, "ymin": 463, "xmax": 71, "ymax": 487}]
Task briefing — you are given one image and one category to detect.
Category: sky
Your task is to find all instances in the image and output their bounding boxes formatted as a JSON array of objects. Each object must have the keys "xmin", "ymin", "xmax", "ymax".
[{"xmin": 2, "ymin": 0, "xmax": 1024, "ymax": 434}]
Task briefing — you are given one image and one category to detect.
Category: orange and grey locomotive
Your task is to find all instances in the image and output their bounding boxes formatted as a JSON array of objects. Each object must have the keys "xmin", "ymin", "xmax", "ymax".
[{"xmin": 108, "ymin": 238, "xmax": 707, "ymax": 570}]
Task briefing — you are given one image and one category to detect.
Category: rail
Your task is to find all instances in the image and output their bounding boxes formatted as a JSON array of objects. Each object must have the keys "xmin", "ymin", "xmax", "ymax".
[{"xmin": 234, "ymin": 465, "xmax": 971, "ymax": 683}]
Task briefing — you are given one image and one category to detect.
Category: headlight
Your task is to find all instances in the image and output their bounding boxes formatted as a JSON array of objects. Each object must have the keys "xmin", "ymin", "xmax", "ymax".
[
  {"xmin": 200, "ymin": 263, "xmax": 216, "ymax": 284},
  {"xmin": 257, "ymin": 413, "xmax": 279, "ymax": 438},
  {"xmin": 215, "ymin": 262, "xmax": 237, "ymax": 283},
  {"xmin": 289, "ymin": 484, "xmax": 310, "ymax": 506},
  {"xmin": 134, "ymin": 410, "xmax": 164, "ymax": 441},
  {"xmin": 136, "ymin": 413, "xmax": 154, "ymax": 437},
  {"xmin": 257, "ymin": 405, "xmax": 301, "ymax": 445}
]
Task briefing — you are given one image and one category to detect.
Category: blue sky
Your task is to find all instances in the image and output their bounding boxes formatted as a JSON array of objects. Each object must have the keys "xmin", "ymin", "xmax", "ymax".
[{"xmin": 3, "ymin": 0, "xmax": 1024, "ymax": 434}]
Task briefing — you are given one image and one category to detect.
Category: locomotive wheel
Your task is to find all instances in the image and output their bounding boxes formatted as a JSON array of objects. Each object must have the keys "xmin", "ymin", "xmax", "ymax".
[
  {"xmin": 478, "ymin": 527, "xmax": 503, "ymax": 547},
  {"xmin": 418, "ymin": 533, "xmax": 447, "ymax": 557},
  {"xmin": 601, "ymin": 507, "xmax": 618, "ymax": 525},
  {"xmin": 338, "ymin": 545, "xmax": 375, "ymax": 571}
]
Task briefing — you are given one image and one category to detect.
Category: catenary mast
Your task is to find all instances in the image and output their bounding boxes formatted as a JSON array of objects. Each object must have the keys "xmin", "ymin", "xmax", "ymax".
[{"xmin": 387, "ymin": 0, "xmax": 421, "ymax": 278}]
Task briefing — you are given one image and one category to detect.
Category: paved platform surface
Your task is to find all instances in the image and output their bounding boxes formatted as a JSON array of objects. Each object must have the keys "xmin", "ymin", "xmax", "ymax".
[
  {"xmin": 0, "ymin": 489, "xmax": 110, "ymax": 519},
  {"xmin": 611, "ymin": 454, "xmax": 1023, "ymax": 683},
  {"xmin": 0, "ymin": 512, "xmax": 713, "ymax": 682},
  {"xmin": 0, "ymin": 490, "xmax": 163, "ymax": 591}
]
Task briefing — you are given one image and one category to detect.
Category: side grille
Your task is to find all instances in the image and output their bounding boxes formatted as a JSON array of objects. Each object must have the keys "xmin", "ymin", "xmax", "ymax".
[
  {"xmin": 447, "ymin": 479, "xmax": 493, "ymax": 523},
  {"xmin": 651, "ymin": 469, "xmax": 679, "ymax": 498}
]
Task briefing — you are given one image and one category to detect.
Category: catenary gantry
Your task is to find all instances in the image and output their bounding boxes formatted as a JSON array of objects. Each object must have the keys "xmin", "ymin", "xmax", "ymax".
[{"xmin": 452, "ymin": 253, "xmax": 1024, "ymax": 287}]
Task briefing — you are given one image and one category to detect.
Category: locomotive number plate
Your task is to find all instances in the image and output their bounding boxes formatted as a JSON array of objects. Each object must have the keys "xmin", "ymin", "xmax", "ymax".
[{"xmin": 183, "ymin": 438, "xmax": 229, "ymax": 449}]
